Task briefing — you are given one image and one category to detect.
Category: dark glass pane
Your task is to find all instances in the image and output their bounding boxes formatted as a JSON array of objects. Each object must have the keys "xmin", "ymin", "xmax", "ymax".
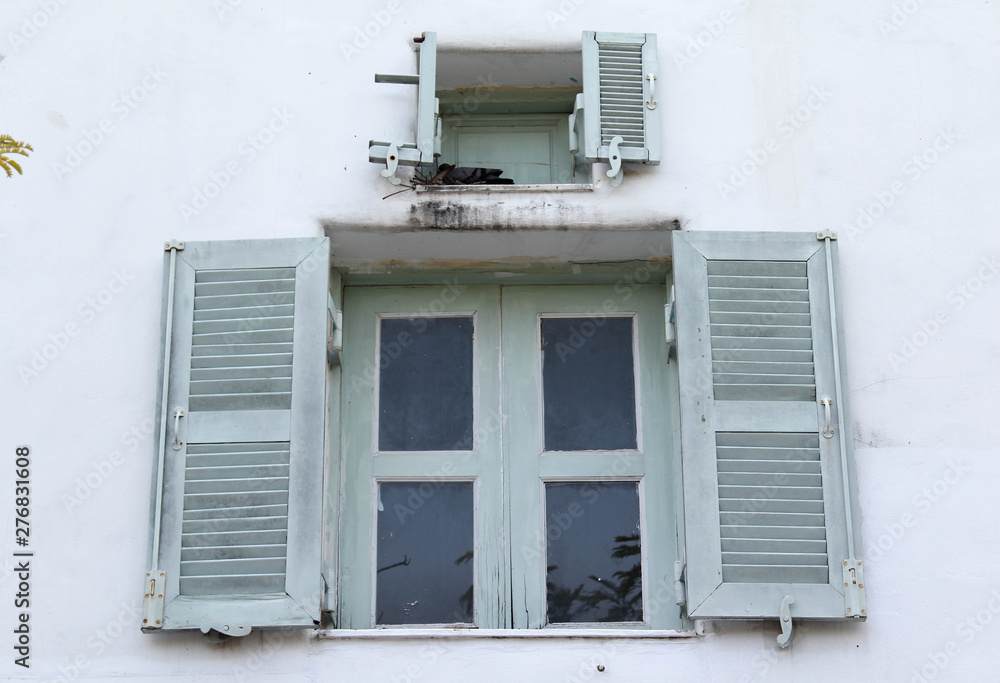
[
  {"xmin": 378, "ymin": 316, "xmax": 474, "ymax": 451},
  {"xmin": 545, "ymin": 482, "xmax": 643, "ymax": 624},
  {"xmin": 376, "ymin": 482, "xmax": 474, "ymax": 625},
  {"xmin": 541, "ymin": 316, "xmax": 637, "ymax": 451}
]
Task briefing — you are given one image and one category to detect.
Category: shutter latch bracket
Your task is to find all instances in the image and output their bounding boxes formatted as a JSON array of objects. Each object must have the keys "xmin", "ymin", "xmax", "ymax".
[
  {"xmin": 843, "ymin": 558, "xmax": 867, "ymax": 619},
  {"xmin": 328, "ymin": 293, "xmax": 343, "ymax": 366},
  {"xmin": 665, "ymin": 285, "xmax": 676, "ymax": 363},
  {"xmin": 606, "ymin": 136, "xmax": 625, "ymax": 187},
  {"xmin": 777, "ymin": 594, "xmax": 795, "ymax": 648},
  {"xmin": 200, "ymin": 623, "xmax": 252, "ymax": 642},
  {"xmin": 141, "ymin": 570, "xmax": 166, "ymax": 631},
  {"xmin": 816, "ymin": 230, "xmax": 837, "ymax": 241}
]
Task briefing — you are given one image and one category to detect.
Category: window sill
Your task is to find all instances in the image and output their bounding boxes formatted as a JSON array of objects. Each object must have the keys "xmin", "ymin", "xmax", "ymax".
[
  {"xmin": 314, "ymin": 627, "xmax": 703, "ymax": 641},
  {"xmin": 414, "ymin": 183, "xmax": 594, "ymax": 194}
]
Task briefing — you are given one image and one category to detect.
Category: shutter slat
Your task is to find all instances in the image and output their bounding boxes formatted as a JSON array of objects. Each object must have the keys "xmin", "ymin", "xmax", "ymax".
[
  {"xmin": 185, "ymin": 464, "xmax": 289, "ymax": 480},
  {"xmin": 722, "ymin": 565, "xmax": 829, "ymax": 584},
  {"xmin": 183, "ymin": 516, "xmax": 289, "ymax": 533},
  {"xmin": 181, "ymin": 544, "xmax": 288, "ymax": 561},
  {"xmin": 190, "ymin": 366, "xmax": 293, "ymax": 381},
  {"xmin": 183, "ymin": 490, "xmax": 289, "ymax": 510},
  {"xmin": 722, "ymin": 538, "xmax": 827, "ymax": 553},
  {"xmin": 194, "ymin": 304, "xmax": 295, "ymax": 321},
  {"xmin": 195, "ymin": 292, "xmax": 295, "ymax": 310},
  {"xmin": 718, "ymin": 458, "xmax": 821, "ymax": 472},
  {"xmin": 720, "ymin": 524, "xmax": 827, "ymax": 541},
  {"xmin": 180, "ymin": 574, "xmax": 285, "ymax": 596},
  {"xmin": 719, "ymin": 498, "xmax": 825, "ymax": 513},
  {"xmin": 181, "ymin": 558, "xmax": 286, "ymax": 577},
  {"xmin": 182, "ymin": 529, "xmax": 288, "ymax": 548},
  {"xmin": 191, "ymin": 345, "xmax": 293, "ymax": 358},
  {"xmin": 193, "ymin": 316, "xmax": 295, "ymax": 334}
]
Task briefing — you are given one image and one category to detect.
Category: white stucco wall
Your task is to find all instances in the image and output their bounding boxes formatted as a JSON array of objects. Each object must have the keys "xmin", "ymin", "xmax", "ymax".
[{"xmin": 2, "ymin": 0, "xmax": 999, "ymax": 681}]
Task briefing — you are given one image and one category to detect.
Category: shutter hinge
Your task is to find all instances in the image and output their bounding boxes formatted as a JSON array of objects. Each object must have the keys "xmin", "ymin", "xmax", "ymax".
[
  {"xmin": 163, "ymin": 239, "xmax": 185, "ymax": 251},
  {"xmin": 816, "ymin": 230, "xmax": 837, "ymax": 241},
  {"xmin": 141, "ymin": 570, "xmax": 166, "ymax": 631},
  {"xmin": 843, "ymin": 558, "xmax": 867, "ymax": 619},
  {"xmin": 777, "ymin": 595, "xmax": 795, "ymax": 648},
  {"xmin": 665, "ymin": 285, "xmax": 676, "ymax": 363},
  {"xmin": 327, "ymin": 294, "xmax": 343, "ymax": 366},
  {"xmin": 673, "ymin": 560, "xmax": 686, "ymax": 606}
]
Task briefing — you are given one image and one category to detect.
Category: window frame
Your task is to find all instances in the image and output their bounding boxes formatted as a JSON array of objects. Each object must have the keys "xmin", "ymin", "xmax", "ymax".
[{"xmin": 332, "ymin": 278, "xmax": 687, "ymax": 632}]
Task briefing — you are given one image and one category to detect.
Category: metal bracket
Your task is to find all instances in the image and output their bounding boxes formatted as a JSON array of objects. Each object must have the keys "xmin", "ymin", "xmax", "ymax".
[
  {"xmin": 327, "ymin": 293, "xmax": 343, "ymax": 366},
  {"xmin": 141, "ymin": 570, "xmax": 166, "ymax": 631},
  {"xmin": 380, "ymin": 141, "xmax": 402, "ymax": 186},
  {"xmin": 673, "ymin": 561, "xmax": 686, "ymax": 607},
  {"xmin": 817, "ymin": 230, "xmax": 837, "ymax": 241},
  {"xmin": 171, "ymin": 408, "xmax": 185, "ymax": 451},
  {"xmin": 665, "ymin": 285, "xmax": 676, "ymax": 363},
  {"xmin": 843, "ymin": 558, "xmax": 867, "ymax": 619},
  {"xmin": 820, "ymin": 396, "xmax": 834, "ymax": 439},
  {"xmin": 163, "ymin": 239, "xmax": 185, "ymax": 251},
  {"xmin": 200, "ymin": 623, "xmax": 252, "ymax": 642},
  {"xmin": 606, "ymin": 135, "xmax": 624, "ymax": 187},
  {"xmin": 777, "ymin": 595, "xmax": 795, "ymax": 649},
  {"xmin": 645, "ymin": 73, "xmax": 658, "ymax": 110}
]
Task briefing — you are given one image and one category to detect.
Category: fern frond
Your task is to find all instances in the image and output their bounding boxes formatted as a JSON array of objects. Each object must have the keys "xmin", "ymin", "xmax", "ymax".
[{"xmin": 0, "ymin": 134, "xmax": 32, "ymax": 177}]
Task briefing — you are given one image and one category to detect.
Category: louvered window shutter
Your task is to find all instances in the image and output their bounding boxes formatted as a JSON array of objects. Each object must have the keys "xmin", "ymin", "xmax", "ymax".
[
  {"xmin": 672, "ymin": 231, "xmax": 865, "ymax": 622},
  {"xmin": 144, "ymin": 237, "xmax": 329, "ymax": 634},
  {"xmin": 581, "ymin": 31, "xmax": 660, "ymax": 168},
  {"xmin": 369, "ymin": 32, "xmax": 439, "ymax": 179}
]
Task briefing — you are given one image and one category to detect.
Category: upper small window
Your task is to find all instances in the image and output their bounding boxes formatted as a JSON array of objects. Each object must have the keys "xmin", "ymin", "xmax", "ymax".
[{"xmin": 368, "ymin": 31, "xmax": 660, "ymax": 189}]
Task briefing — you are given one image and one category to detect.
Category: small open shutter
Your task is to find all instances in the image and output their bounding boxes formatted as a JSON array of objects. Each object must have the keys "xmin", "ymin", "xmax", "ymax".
[
  {"xmin": 145, "ymin": 237, "xmax": 329, "ymax": 634},
  {"xmin": 581, "ymin": 31, "xmax": 660, "ymax": 167},
  {"xmin": 369, "ymin": 32, "xmax": 439, "ymax": 177},
  {"xmin": 673, "ymin": 231, "xmax": 864, "ymax": 621}
]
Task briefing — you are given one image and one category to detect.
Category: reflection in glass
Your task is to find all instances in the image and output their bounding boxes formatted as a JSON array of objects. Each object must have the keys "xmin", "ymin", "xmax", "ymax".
[
  {"xmin": 376, "ymin": 482, "xmax": 474, "ymax": 625},
  {"xmin": 545, "ymin": 482, "xmax": 643, "ymax": 623},
  {"xmin": 378, "ymin": 316, "xmax": 474, "ymax": 451},
  {"xmin": 541, "ymin": 316, "xmax": 637, "ymax": 451}
]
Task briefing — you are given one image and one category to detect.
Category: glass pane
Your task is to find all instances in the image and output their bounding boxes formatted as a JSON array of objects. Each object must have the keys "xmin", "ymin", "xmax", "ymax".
[
  {"xmin": 545, "ymin": 482, "xmax": 643, "ymax": 624},
  {"xmin": 376, "ymin": 482, "xmax": 474, "ymax": 625},
  {"xmin": 541, "ymin": 316, "xmax": 637, "ymax": 451},
  {"xmin": 378, "ymin": 316, "xmax": 474, "ymax": 451}
]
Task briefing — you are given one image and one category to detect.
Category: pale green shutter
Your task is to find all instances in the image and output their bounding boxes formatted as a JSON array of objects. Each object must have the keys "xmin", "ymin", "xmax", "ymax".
[
  {"xmin": 581, "ymin": 31, "xmax": 660, "ymax": 174},
  {"xmin": 673, "ymin": 231, "xmax": 865, "ymax": 622},
  {"xmin": 145, "ymin": 238, "xmax": 329, "ymax": 634},
  {"xmin": 369, "ymin": 31, "xmax": 439, "ymax": 180}
]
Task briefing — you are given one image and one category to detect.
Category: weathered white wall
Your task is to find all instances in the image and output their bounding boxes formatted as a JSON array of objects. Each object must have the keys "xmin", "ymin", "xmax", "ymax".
[{"xmin": 2, "ymin": 0, "xmax": 999, "ymax": 681}]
